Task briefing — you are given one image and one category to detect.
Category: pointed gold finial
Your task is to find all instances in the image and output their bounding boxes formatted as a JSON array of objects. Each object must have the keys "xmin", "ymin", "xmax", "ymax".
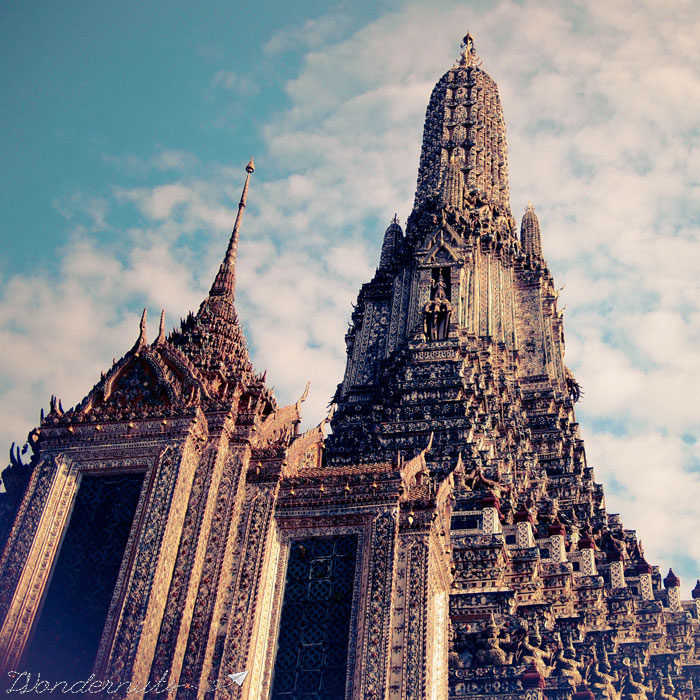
[
  {"xmin": 246, "ymin": 157, "xmax": 255, "ymax": 174},
  {"xmin": 459, "ymin": 31, "xmax": 481, "ymax": 68},
  {"xmin": 296, "ymin": 380, "xmax": 311, "ymax": 409}
]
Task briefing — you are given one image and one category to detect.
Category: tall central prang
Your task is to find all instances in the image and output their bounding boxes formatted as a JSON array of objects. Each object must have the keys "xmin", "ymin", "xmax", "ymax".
[
  {"xmin": 324, "ymin": 34, "xmax": 700, "ymax": 700},
  {"xmin": 326, "ymin": 33, "xmax": 569, "ymax": 479}
]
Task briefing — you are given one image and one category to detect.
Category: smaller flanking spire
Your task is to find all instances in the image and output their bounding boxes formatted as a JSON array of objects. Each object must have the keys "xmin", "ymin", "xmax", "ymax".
[
  {"xmin": 520, "ymin": 202, "xmax": 543, "ymax": 259},
  {"xmin": 379, "ymin": 215, "xmax": 403, "ymax": 269},
  {"xmin": 209, "ymin": 158, "xmax": 255, "ymax": 300}
]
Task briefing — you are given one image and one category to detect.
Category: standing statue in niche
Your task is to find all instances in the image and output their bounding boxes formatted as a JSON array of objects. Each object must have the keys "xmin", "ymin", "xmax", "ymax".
[{"xmin": 424, "ymin": 273, "xmax": 453, "ymax": 340}]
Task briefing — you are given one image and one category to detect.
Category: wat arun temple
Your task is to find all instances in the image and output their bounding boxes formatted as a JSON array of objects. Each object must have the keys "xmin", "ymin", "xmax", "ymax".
[{"xmin": 0, "ymin": 34, "xmax": 699, "ymax": 700}]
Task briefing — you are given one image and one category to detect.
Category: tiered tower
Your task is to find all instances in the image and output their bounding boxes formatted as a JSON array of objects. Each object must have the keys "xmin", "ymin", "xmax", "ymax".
[
  {"xmin": 0, "ymin": 32, "xmax": 698, "ymax": 700},
  {"xmin": 324, "ymin": 34, "xmax": 700, "ymax": 699}
]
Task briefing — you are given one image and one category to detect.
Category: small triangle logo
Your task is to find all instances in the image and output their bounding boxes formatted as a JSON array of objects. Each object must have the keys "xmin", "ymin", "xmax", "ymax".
[{"xmin": 228, "ymin": 670, "xmax": 249, "ymax": 686}]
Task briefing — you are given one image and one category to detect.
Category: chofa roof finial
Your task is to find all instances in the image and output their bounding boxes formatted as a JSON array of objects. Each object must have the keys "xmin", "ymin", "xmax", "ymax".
[
  {"xmin": 135, "ymin": 308, "xmax": 148, "ymax": 348},
  {"xmin": 155, "ymin": 309, "xmax": 166, "ymax": 345}
]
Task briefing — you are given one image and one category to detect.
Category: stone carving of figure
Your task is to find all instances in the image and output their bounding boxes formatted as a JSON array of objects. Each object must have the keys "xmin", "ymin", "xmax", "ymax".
[
  {"xmin": 464, "ymin": 188, "xmax": 492, "ymax": 232},
  {"xmin": 457, "ymin": 645, "xmax": 474, "ymax": 668},
  {"xmin": 601, "ymin": 529, "xmax": 628, "ymax": 560},
  {"xmin": 462, "ymin": 463, "xmax": 501, "ymax": 496},
  {"xmin": 565, "ymin": 365, "xmax": 582, "ymax": 402},
  {"xmin": 511, "ymin": 621, "xmax": 549, "ymax": 677},
  {"xmin": 474, "ymin": 616, "xmax": 509, "ymax": 666},
  {"xmin": 491, "ymin": 203, "xmax": 508, "ymax": 234},
  {"xmin": 586, "ymin": 648, "xmax": 619, "ymax": 700},
  {"xmin": 652, "ymin": 674, "xmax": 679, "ymax": 700},
  {"xmin": 424, "ymin": 274, "xmax": 452, "ymax": 341},
  {"xmin": 536, "ymin": 496, "xmax": 556, "ymax": 526},
  {"xmin": 449, "ymin": 629, "xmax": 473, "ymax": 670},
  {"xmin": 551, "ymin": 638, "xmax": 582, "ymax": 689},
  {"xmin": 464, "ymin": 188, "xmax": 477, "ymax": 210},
  {"xmin": 619, "ymin": 660, "xmax": 650, "ymax": 700}
]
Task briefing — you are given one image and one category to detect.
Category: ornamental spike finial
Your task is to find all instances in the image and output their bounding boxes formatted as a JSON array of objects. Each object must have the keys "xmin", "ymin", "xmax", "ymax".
[
  {"xmin": 459, "ymin": 31, "xmax": 481, "ymax": 67},
  {"xmin": 155, "ymin": 309, "xmax": 166, "ymax": 345},
  {"xmin": 296, "ymin": 380, "xmax": 311, "ymax": 410},
  {"xmin": 208, "ymin": 159, "xmax": 255, "ymax": 300},
  {"xmin": 135, "ymin": 308, "xmax": 148, "ymax": 348}
]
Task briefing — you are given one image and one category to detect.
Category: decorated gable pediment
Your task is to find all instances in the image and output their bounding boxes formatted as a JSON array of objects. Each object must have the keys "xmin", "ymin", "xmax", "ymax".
[
  {"xmin": 285, "ymin": 423, "xmax": 325, "ymax": 473},
  {"xmin": 421, "ymin": 230, "xmax": 464, "ymax": 265},
  {"xmin": 74, "ymin": 342, "xmax": 208, "ymax": 421},
  {"xmin": 422, "ymin": 226, "xmax": 462, "ymax": 252},
  {"xmin": 399, "ymin": 432, "xmax": 433, "ymax": 498},
  {"xmin": 97, "ymin": 353, "xmax": 174, "ymax": 411}
]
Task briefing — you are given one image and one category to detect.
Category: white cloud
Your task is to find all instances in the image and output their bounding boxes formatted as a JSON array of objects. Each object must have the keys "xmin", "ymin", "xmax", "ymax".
[
  {"xmin": 264, "ymin": 13, "xmax": 354, "ymax": 55},
  {"xmin": 210, "ymin": 70, "xmax": 258, "ymax": 96}
]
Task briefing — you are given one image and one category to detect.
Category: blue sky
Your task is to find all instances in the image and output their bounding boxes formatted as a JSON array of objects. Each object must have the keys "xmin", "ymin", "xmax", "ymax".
[
  {"xmin": 2, "ymin": 0, "xmax": 700, "ymax": 594},
  {"xmin": 2, "ymin": 0, "xmax": 372, "ymax": 271}
]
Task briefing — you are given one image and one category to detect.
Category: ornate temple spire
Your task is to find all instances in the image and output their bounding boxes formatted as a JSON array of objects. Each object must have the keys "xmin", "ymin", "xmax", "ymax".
[
  {"xmin": 520, "ymin": 202, "xmax": 543, "ymax": 259},
  {"xmin": 414, "ymin": 33, "xmax": 511, "ymax": 216},
  {"xmin": 168, "ymin": 160, "xmax": 257, "ymax": 391},
  {"xmin": 209, "ymin": 158, "xmax": 255, "ymax": 300},
  {"xmin": 379, "ymin": 215, "xmax": 402, "ymax": 269}
]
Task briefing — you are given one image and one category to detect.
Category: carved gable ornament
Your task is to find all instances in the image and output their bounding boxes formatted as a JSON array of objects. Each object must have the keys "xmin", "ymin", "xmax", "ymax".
[
  {"xmin": 286, "ymin": 423, "xmax": 325, "ymax": 471},
  {"xmin": 73, "ymin": 343, "xmax": 208, "ymax": 420},
  {"xmin": 422, "ymin": 230, "xmax": 463, "ymax": 265}
]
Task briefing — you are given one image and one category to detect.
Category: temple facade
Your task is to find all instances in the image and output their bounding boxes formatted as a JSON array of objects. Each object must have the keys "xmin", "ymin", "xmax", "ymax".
[{"xmin": 1, "ymin": 33, "xmax": 699, "ymax": 700}]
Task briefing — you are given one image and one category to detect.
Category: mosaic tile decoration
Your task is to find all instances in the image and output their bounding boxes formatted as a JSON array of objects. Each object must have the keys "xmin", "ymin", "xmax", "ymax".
[{"xmin": 270, "ymin": 535, "xmax": 358, "ymax": 700}]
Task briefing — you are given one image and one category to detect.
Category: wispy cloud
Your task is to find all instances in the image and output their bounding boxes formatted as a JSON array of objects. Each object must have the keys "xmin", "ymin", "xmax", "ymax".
[
  {"xmin": 210, "ymin": 69, "xmax": 259, "ymax": 96},
  {"xmin": 103, "ymin": 150, "xmax": 201, "ymax": 175},
  {"xmin": 263, "ymin": 13, "xmax": 353, "ymax": 55}
]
